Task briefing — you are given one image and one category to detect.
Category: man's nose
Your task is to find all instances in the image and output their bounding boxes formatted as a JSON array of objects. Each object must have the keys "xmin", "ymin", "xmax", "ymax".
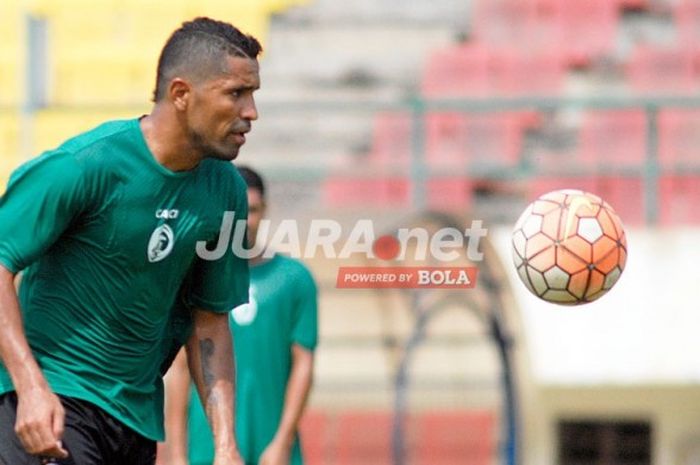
[{"xmin": 241, "ymin": 95, "xmax": 258, "ymax": 121}]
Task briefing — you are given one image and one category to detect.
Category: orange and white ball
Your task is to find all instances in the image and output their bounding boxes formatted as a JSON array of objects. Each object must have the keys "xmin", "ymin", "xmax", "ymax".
[{"xmin": 512, "ymin": 189, "xmax": 627, "ymax": 305}]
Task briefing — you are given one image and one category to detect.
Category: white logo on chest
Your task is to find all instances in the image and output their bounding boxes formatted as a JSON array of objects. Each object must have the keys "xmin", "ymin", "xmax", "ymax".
[
  {"xmin": 231, "ymin": 285, "xmax": 258, "ymax": 326},
  {"xmin": 147, "ymin": 224, "xmax": 175, "ymax": 263}
]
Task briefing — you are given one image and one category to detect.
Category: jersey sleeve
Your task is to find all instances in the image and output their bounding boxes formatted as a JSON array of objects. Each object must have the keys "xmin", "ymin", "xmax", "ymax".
[
  {"xmin": 0, "ymin": 151, "xmax": 88, "ymax": 273},
  {"xmin": 185, "ymin": 171, "xmax": 249, "ymax": 313},
  {"xmin": 291, "ymin": 264, "xmax": 319, "ymax": 351}
]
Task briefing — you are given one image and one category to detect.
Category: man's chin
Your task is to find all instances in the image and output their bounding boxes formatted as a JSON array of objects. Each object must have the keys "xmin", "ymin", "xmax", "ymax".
[{"xmin": 207, "ymin": 147, "xmax": 241, "ymax": 161}]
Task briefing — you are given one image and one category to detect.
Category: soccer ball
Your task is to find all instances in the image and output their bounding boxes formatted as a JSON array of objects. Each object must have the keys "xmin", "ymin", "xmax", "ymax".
[{"xmin": 511, "ymin": 189, "xmax": 627, "ymax": 305}]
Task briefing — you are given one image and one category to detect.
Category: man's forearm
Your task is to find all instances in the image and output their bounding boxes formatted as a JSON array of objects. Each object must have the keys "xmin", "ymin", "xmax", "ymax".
[
  {"xmin": 0, "ymin": 265, "xmax": 68, "ymax": 458},
  {"xmin": 0, "ymin": 265, "xmax": 47, "ymax": 393},
  {"xmin": 186, "ymin": 309, "xmax": 238, "ymax": 457},
  {"xmin": 272, "ymin": 344, "xmax": 314, "ymax": 447},
  {"xmin": 162, "ymin": 348, "xmax": 191, "ymax": 462}
]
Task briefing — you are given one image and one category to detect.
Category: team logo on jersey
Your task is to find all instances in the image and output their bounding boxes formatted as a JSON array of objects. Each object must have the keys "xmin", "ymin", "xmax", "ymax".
[
  {"xmin": 231, "ymin": 285, "xmax": 258, "ymax": 325},
  {"xmin": 148, "ymin": 224, "xmax": 175, "ymax": 263}
]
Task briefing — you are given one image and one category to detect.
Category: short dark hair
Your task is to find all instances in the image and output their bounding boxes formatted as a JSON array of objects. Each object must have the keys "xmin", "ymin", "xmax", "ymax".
[
  {"xmin": 237, "ymin": 165, "xmax": 265, "ymax": 199},
  {"xmin": 153, "ymin": 17, "xmax": 263, "ymax": 102}
]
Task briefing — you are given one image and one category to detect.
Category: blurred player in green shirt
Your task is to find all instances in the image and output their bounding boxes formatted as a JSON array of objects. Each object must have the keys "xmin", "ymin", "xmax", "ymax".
[
  {"xmin": 163, "ymin": 166, "xmax": 318, "ymax": 465},
  {"xmin": 0, "ymin": 17, "xmax": 261, "ymax": 465}
]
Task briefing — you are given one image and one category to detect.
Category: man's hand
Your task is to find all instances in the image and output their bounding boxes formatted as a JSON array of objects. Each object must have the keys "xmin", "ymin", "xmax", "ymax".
[
  {"xmin": 258, "ymin": 438, "xmax": 292, "ymax": 465},
  {"xmin": 15, "ymin": 387, "xmax": 68, "ymax": 459}
]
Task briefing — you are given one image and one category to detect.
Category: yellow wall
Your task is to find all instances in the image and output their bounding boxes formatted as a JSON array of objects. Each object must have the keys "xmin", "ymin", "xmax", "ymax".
[{"xmin": 0, "ymin": 0, "xmax": 307, "ymax": 185}]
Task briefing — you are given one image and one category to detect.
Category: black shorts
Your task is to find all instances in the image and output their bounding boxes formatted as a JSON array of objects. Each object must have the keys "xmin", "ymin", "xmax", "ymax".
[{"xmin": 0, "ymin": 392, "xmax": 155, "ymax": 465}]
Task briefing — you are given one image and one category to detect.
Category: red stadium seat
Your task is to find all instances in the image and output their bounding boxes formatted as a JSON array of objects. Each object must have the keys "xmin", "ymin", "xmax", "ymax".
[
  {"xmin": 323, "ymin": 176, "xmax": 411, "ymax": 209},
  {"xmin": 473, "ymin": 0, "xmax": 541, "ymax": 49},
  {"xmin": 576, "ymin": 110, "xmax": 647, "ymax": 168},
  {"xmin": 368, "ymin": 112, "xmax": 412, "ymax": 167},
  {"xmin": 488, "ymin": 48, "xmax": 565, "ymax": 97},
  {"xmin": 658, "ymin": 175, "xmax": 700, "ymax": 224},
  {"xmin": 626, "ymin": 46, "xmax": 698, "ymax": 94},
  {"xmin": 425, "ymin": 112, "xmax": 524, "ymax": 168},
  {"xmin": 557, "ymin": 0, "xmax": 619, "ymax": 67},
  {"xmin": 473, "ymin": 0, "xmax": 564, "ymax": 53},
  {"xmin": 675, "ymin": 0, "xmax": 700, "ymax": 47},
  {"xmin": 422, "ymin": 44, "xmax": 491, "ymax": 97},
  {"xmin": 658, "ymin": 109, "xmax": 700, "ymax": 169},
  {"xmin": 410, "ymin": 410, "xmax": 496, "ymax": 465},
  {"xmin": 426, "ymin": 178, "xmax": 474, "ymax": 211},
  {"xmin": 472, "ymin": 0, "xmax": 528, "ymax": 45}
]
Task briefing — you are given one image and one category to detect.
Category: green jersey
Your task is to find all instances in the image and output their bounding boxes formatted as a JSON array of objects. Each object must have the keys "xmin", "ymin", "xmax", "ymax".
[
  {"xmin": 188, "ymin": 254, "xmax": 318, "ymax": 465},
  {"xmin": 0, "ymin": 118, "xmax": 249, "ymax": 441}
]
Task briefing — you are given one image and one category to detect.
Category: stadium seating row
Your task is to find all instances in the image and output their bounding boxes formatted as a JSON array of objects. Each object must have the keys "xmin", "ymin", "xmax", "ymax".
[
  {"xmin": 322, "ymin": 175, "xmax": 700, "ymax": 225},
  {"xmin": 422, "ymin": 0, "xmax": 700, "ymax": 97},
  {"xmin": 471, "ymin": 0, "xmax": 700, "ymax": 68},
  {"xmin": 423, "ymin": 42, "xmax": 700, "ymax": 97},
  {"xmin": 626, "ymin": 46, "xmax": 700, "ymax": 94},
  {"xmin": 472, "ymin": 0, "xmax": 619, "ymax": 68},
  {"xmin": 421, "ymin": 45, "xmax": 566, "ymax": 97},
  {"xmin": 365, "ymin": 109, "xmax": 700, "ymax": 170}
]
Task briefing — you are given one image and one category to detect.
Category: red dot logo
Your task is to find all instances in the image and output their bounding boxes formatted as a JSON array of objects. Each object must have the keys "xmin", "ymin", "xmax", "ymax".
[{"xmin": 373, "ymin": 235, "xmax": 401, "ymax": 261}]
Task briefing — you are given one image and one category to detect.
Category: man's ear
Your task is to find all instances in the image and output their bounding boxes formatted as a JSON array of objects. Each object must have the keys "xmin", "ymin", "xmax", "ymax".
[{"xmin": 169, "ymin": 78, "xmax": 191, "ymax": 111}]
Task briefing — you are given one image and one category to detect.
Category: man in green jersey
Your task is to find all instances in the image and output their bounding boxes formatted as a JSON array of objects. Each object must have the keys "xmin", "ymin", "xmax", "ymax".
[
  {"xmin": 0, "ymin": 17, "xmax": 260, "ymax": 465},
  {"xmin": 162, "ymin": 166, "xmax": 318, "ymax": 465}
]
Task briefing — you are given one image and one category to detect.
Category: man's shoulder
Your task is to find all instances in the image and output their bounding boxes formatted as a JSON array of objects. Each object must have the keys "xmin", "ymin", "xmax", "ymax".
[
  {"xmin": 273, "ymin": 254, "xmax": 306, "ymax": 270},
  {"xmin": 272, "ymin": 255, "xmax": 317, "ymax": 288},
  {"xmin": 21, "ymin": 119, "xmax": 140, "ymax": 185},
  {"xmin": 59, "ymin": 119, "xmax": 138, "ymax": 156}
]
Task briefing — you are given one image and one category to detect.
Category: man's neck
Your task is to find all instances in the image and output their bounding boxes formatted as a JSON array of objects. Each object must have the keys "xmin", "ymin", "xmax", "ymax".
[{"xmin": 140, "ymin": 108, "xmax": 202, "ymax": 172}]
